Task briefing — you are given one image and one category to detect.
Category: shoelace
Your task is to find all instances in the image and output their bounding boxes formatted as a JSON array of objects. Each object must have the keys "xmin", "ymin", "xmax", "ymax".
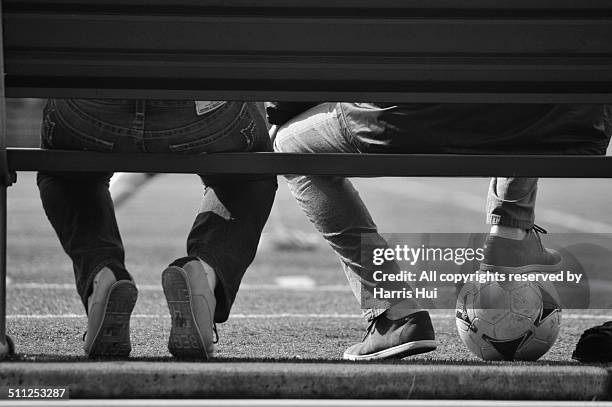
[
  {"xmin": 213, "ymin": 323, "xmax": 219, "ymax": 344},
  {"xmin": 532, "ymin": 224, "xmax": 547, "ymax": 234},
  {"xmin": 362, "ymin": 319, "xmax": 377, "ymax": 342},
  {"xmin": 531, "ymin": 224, "xmax": 548, "ymax": 251}
]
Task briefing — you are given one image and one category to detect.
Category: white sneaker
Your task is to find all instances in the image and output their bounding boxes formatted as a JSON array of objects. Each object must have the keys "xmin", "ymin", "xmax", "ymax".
[
  {"xmin": 83, "ymin": 267, "xmax": 137, "ymax": 358},
  {"xmin": 162, "ymin": 257, "xmax": 217, "ymax": 360}
]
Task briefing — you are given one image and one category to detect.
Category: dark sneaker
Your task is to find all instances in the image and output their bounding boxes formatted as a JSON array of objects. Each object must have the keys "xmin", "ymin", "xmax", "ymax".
[
  {"xmin": 162, "ymin": 256, "xmax": 216, "ymax": 360},
  {"xmin": 343, "ymin": 311, "xmax": 437, "ymax": 361},
  {"xmin": 479, "ymin": 225, "xmax": 562, "ymax": 273},
  {"xmin": 572, "ymin": 321, "xmax": 612, "ymax": 363},
  {"xmin": 84, "ymin": 266, "xmax": 138, "ymax": 358}
]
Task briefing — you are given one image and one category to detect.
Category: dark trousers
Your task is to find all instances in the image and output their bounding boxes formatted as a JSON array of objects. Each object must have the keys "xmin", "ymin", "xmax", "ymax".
[{"xmin": 37, "ymin": 99, "xmax": 277, "ymax": 322}]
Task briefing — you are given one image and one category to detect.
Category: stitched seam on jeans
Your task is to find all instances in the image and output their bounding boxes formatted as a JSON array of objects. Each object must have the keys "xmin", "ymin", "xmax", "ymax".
[
  {"xmin": 41, "ymin": 104, "xmax": 57, "ymax": 148},
  {"xmin": 53, "ymin": 106, "xmax": 115, "ymax": 151},
  {"xmin": 145, "ymin": 101, "xmax": 237, "ymax": 139},
  {"xmin": 239, "ymin": 107, "xmax": 256, "ymax": 150},
  {"xmin": 337, "ymin": 103, "xmax": 363, "ymax": 153},
  {"xmin": 62, "ymin": 100, "xmax": 144, "ymax": 136},
  {"xmin": 168, "ymin": 103, "xmax": 248, "ymax": 152}
]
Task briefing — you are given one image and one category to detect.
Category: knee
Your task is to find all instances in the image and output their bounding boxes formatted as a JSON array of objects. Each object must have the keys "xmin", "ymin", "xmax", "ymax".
[
  {"xmin": 493, "ymin": 178, "xmax": 538, "ymax": 199},
  {"xmin": 273, "ymin": 124, "xmax": 297, "ymax": 153}
]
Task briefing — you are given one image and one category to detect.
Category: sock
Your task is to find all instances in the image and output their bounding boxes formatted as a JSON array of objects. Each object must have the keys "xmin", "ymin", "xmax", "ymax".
[{"xmin": 490, "ymin": 225, "xmax": 527, "ymax": 240}]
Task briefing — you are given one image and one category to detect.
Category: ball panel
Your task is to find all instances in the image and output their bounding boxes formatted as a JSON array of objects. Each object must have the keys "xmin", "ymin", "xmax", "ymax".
[
  {"xmin": 474, "ymin": 283, "xmax": 510, "ymax": 310},
  {"xmin": 510, "ymin": 284, "xmax": 542, "ymax": 320},
  {"xmin": 514, "ymin": 337, "xmax": 551, "ymax": 361},
  {"xmin": 493, "ymin": 313, "xmax": 533, "ymax": 340}
]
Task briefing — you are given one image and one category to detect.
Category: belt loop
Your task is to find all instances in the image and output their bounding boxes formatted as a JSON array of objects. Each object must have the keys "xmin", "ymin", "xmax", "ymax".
[{"xmin": 132, "ymin": 100, "xmax": 146, "ymax": 131}]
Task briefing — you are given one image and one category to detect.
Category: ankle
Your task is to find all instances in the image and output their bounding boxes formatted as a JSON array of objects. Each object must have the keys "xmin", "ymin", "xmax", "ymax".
[
  {"xmin": 490, "ymin": 225, "xmax": 527, "ymax": 240},
  {"xmin": 384, "ymin": 302, "xmax": 423, "ymax": 320},
  {"xmin": 198, "ymin": 259, "xmax": 217, "ymax": 291},
  {"xmin": 87, "ymin": 267, "xmax": 115, "ymax": 313}
]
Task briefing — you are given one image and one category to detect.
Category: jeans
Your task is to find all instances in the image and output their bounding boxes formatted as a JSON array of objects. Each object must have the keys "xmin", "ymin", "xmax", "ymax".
[
  {"xmin": 487, "ymin": 178, "xmax": 537, "ymax": 229},
  {"xmin": 273, "ymin": 102, "xmax": 604, "ymax": 321},
  {"xmin": 38, "ymin": 99, "xmax": 277, "ymax": 323},
  {"xmin": 273, "ymin": 103, "xmax": 415, "ymax": 320}
]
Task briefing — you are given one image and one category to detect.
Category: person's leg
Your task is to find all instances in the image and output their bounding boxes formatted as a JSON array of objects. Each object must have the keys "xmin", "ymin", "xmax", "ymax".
[
  {"xmin": 152, "ymin": 101, "xmax": 277, "ymax": 359},
  {"xmin": 37, "ymin": 99, "xmax": 137, "ymax": 357},
  {"xmin": 38, "ymin": 171, "xmax": 129, "ymax": 298},
  {"xmin": 255, "ymin": 102, "xmax": 319, "ymax": 252},
  {"xmin": 487, "ymin": 177, "xmax": 537, "ymax": 233},
  {"xmin": 274, "ymin": 102, "xmax": 436, "ymax": 360},
  {"xmin": 481, "ymin": 177, "xmax": 561, "ymax": 273},
  {"xmin": 187, "ymin": 102, "xmax": 277, "ymax": 323},
  {"xmin": 274, "ymin": 103, "xmax": 388, "ymax": 318}
]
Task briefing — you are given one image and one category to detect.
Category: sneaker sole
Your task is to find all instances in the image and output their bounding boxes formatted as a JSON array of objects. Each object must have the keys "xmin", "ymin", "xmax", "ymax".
[
  {"xmin": 162, "ymin": 266, "xmax": 211, "ymax": 360},
  {"xmin": 479, "ymin": 251, "xmax": 563, "ymax": 274},
  {"xmin": 87, "ymin": 280, "xmax": 137, "ymax": 358},
  {"xmin": 343, "ymin": 339, "xmax": 438, "ymax": 361}
]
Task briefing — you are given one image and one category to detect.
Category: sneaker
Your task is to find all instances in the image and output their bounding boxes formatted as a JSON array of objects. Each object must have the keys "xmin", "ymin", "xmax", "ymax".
[
  {"xmin": 343, "ymin": 311, "xmax": 437, "ymax": 361},
  {"xmin": 162, "ymin": 256, "xmax": 216, "ymax": 360},
  {"xmin": 572, "ymin": 321, "xmax": 612, "ymax": 363},
  {"xmin": 479, "ymin": 225, "xmax": 562, "ymax": 273},
  {"xmin": 83, "ymin": 266, "xmax": 138, "ymax": 358}
]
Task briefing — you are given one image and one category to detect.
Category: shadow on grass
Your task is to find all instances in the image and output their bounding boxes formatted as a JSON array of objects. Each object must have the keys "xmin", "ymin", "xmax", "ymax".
[{"xmin": 5, "ymin": 353, "xmax": 600, "ymax": 367}]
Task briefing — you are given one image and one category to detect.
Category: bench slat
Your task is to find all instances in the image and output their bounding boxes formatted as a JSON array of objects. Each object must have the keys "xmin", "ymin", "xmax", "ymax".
[
  {"xmin": 8, "ymin": 0, "xmax": 612, "ymax": 9},
  {"xmin": 4, "ymin": 1, "xmax": 612, "ymax": 102},
  {"xmin": 7, "ymin": 148, "xmax": 612, "ymax": 178}
]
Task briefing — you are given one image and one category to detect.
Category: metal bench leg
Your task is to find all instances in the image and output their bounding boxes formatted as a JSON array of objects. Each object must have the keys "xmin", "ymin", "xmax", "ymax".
[
  {"xmin": 0, "ymin": 182, "xmax": 14, "ymax": 360},
  {"xmin": 0, "ymin": 4, "xmax": 15, "ymax": 361}
]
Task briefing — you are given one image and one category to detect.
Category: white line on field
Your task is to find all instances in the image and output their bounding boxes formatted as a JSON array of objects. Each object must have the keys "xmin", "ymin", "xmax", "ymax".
[
  {"xmin": 9, "ymin": 282, "xmax": 350, "ymax": 291},
  {"xmin": 275, "ymin": 276, "xmax": 316, "ymax": 289},
  {"xmin": 11, "ymin": 280, "xmax": 612, "ymax": 292},
  {"xmin": 5, "ymin": 313, "xmax": 610, "ymax": 320},
  {"xmin": 372, "ymin": 179, "xmax": 612, "ymax": 233}
]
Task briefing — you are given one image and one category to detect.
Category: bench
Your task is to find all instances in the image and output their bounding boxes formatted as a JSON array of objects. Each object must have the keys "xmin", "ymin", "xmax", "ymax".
[{"xmin": 1, "ymin": 0, "xmax": 612, "ymax": 360}]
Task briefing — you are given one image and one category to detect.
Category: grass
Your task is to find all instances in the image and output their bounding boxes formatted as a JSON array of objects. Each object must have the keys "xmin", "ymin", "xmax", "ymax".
[{"xmin": 5, "ymin": 172, "xmax": 612, "ymax": 363}]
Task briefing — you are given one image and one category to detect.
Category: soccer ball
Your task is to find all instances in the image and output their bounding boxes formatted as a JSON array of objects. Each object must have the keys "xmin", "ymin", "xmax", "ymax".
[{"xmin": 455, "ymin": 278, "xmax": 562, "ymax": 361}]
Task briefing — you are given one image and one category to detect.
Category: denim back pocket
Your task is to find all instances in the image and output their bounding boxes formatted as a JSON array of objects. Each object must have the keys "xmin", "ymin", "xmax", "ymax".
[
  {"xmin": 50, "ymin": 100, "xmax": 116, "ymax": 152},
  {"xmin": 168, "ymin": 103, "xmax": 253, "ymax": 154},
  {"xmin": 41, "ymin": 101, "xmax": 57, "ymax": 149}
]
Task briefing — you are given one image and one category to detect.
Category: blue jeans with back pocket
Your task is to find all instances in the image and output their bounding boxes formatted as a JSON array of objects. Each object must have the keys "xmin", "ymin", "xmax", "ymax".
[{"xmin": 37, "ymin": 99, "xmax": 277, "ymax": 322}]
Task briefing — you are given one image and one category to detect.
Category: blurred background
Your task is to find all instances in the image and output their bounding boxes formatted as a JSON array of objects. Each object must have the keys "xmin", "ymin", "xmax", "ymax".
[
  {"xmin": 5, "ymin": 98, "xmax": 43, "ymax": 147},
  {"xmin": 4, "ymin": 98, "xmax": 612, "ymax": 361}
]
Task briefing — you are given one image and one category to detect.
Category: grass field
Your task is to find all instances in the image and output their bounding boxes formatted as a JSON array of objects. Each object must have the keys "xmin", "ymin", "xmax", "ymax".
[{"xmin": 5, "ymin": 169, "xmax": 612, "ymax": 364}]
